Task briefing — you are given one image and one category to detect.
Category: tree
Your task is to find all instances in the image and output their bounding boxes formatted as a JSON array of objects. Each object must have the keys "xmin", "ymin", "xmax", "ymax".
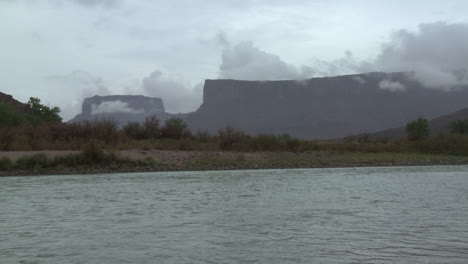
[
  {"xmin": 447, "ymin": 119, "xmax": 468, "ymax": 135},
  {"xmin": 405, "ymin": 118, "xmax": 429, "ymax": 141},
  {"xmin": 161, "ymin": 117, "xmax": 189, "ymax": 139},
  {"xmin": 26, "ymin": 97, "xmax": 62, "ymax": 124}
]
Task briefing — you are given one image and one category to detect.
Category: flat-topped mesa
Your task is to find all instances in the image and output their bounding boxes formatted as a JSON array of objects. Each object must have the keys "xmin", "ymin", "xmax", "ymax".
[
  {"xmin": 187, "ymin": 72, "xmax": 468, "ymax": 139},
  {"xmin": 82, "ymin": 95, "xmax": 165, "ymax": 116},
  {"xmin": 69, "ymin": 95, "xmax": 179, "ymax": 126}
]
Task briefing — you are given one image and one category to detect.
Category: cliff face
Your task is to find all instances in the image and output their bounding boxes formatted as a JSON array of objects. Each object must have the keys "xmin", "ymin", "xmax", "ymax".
[
  {"xmin": 187, "ymin": 72, "xmax": 468, "ymax": 139},
  {"xmin": 69, "ymin": 95, "xmax": 177, "ymax": 126}
]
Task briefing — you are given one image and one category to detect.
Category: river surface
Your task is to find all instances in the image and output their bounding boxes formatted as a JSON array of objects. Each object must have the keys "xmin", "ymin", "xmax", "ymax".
[{"xmin": 1, "ymin": 166, "xmax": 468, "ymax": 264}]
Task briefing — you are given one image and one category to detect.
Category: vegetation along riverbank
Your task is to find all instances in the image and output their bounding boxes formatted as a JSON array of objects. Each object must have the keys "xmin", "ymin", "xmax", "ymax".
[{"xmin": 1, "ymin": 95, "xmax": 468, "ymax": 176}]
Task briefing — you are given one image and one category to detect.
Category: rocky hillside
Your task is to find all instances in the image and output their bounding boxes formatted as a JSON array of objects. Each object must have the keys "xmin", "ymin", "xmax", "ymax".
[
  {"xmin": 187, "ymin": 72, "xmax": 468, "ymax": 139},
  {"xmin": 0, "ymin": 92, "xmax": 30, "ymax": 114}
]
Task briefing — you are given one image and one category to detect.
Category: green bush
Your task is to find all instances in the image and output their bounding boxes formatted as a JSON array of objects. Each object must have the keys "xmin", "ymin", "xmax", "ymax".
[
  {"xmin": 82, "ymin": 141, "xmax": 106, "ymax": 163},
  {"xmin": 162, "ymin": 117, "xmax": 190, "ymax": 139},
  {"xmin": 0, "ymin": 157, "xmax": 13, "ymax": 171},
  {"xmin": 0, "ymin": 103, "xmax": 25, "ymax": 127},
  {"xmin": 406, "ymin": 118, "xmax": 429, "ymax": 141},
  {"xmin": 16, "ymin": 154, "xmax": 49, "ymax": 170},
  {"xmin": 448, "ymin": 120, "xmax": 468, "ymax": 135}
]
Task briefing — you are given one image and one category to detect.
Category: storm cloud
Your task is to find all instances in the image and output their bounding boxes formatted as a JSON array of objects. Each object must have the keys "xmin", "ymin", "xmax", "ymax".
[
  {"xmin": 2, "ymin": 1, "xmax": 468, "ymax": 119},
  {"xmin": 218, "ymin": 22, "xmax": 468, "ymax": 91},
  {"xmin": 218, "ymin": 41, "xmax": 308, "ymax": 81},
  {"xmin": 141, "ymin": 71, "xmax": 202, "ymax": 114},
  {"xmin": 373, "ymin": 22, "xmax": 468, "ymax": 89}
]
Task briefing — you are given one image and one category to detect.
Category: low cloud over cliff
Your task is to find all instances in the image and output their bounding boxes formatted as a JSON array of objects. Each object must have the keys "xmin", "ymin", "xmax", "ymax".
[
  {"xmin": 91, "ymin": 100, "xmax": 143, "ymax": 115},
  {"xmin": 140, "ymin": 71, "xmax": 203, "ymax": 114},
  {"xmin": 372, "ymin": 22, "xmax": 468, "ymax": 90},
  {"xmin": 43, "ymin": 22, "xmax": 468, "ymax": 118},
  {"xmin": 218, "ymin": 22, "xmax": 468, "ymax": 90},
  {"xmin": 134, "ymin": 22, "xmax": 468, "ymax": 114}
]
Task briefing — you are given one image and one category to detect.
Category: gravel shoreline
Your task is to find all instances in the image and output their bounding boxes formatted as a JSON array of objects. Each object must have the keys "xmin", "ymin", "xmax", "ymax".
[{"xmin": 1, "ymin": 149, "xmax": 468, "ymax": 176}]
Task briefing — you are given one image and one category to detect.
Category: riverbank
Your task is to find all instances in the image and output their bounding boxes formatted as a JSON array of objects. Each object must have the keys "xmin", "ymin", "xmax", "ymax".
[{"xmin": 1, "ymin": 149, "xmax": 468, "ymax": 176}]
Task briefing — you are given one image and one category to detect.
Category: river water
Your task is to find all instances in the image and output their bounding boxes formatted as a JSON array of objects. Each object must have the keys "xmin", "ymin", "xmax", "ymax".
[{"xmin": 1, "ymin": 166, "xmax": 468, "ymax": 264}]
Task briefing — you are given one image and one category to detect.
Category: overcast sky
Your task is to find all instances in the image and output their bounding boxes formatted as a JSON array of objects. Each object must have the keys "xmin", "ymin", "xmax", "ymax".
[{"xmin": 1, "ymin": 0, "xmax": 468, "ymax": 119}]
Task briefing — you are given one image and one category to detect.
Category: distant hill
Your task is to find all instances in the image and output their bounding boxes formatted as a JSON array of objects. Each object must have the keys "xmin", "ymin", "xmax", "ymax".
[{"xmin": 366, "ymin": 108, "xmax": 468, "ymax": 140}]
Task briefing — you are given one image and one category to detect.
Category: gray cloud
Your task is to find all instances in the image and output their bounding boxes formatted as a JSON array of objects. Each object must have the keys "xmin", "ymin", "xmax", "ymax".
[
  {"xmin": 218, "ymin": 41, "xmax": 309, "ymax": 80},
  {"xmin": 141, "ymin": 71, "xmax": 202, "ymax": 114},
  {"xmin": 72, "ymin": 0, "xmax": 121, "ymax": 8},
  {"xmin": 45, "ymin": 71, "xmax": 111, "ymax": 98},
  {"xmin": 44, "ymin": 71, "xmax": 111, "ymax": 120},
  {"xmin": 218, "ymin": 22, "xmax": 468, "ymax": 91},
  {"xmin": 373, "ymin": 22, "xmax": 468, "ymax": 89}
]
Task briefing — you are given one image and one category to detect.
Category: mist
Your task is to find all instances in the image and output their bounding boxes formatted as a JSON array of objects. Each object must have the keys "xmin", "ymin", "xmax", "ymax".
[{"xmin": 91, "ymin": 100, "xmax": 144, "ymax": 115}]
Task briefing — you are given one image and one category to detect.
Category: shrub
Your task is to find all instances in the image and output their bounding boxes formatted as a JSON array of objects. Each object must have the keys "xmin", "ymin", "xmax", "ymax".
[
  {"xmin": 0, "ymin": 126, "xmax": 16, "ymax": 151},
  {"xmin": 0, "ymin": 157, "xmax": 13, "ymax": 171},
  {"xmin": 93, "ymin": 119, "xmax": 118, "ymax": 144},
  {"xmin": 123, "ymin": 122, "xmax": 145, "ymax": 140},
  {"xmin": 406, "ymin": 118, "xmax": 429, "ymax": 141},
  {"xmin": 16, "ymin": 154, "xmax": 49, "ymax": 170},
  {"xmin": 448, "ymin": 119, "xmax": 468, "ymax": 135},
  {"xmin": 218, "ymin": 126, "xmax": 246, "ymax": 150},
  {"xmin": 194, "ymin": 130, "xmax": 212, "ymax": 142},
  {"xmin": 0, "ymin": 103, "xmax": 25, "ymax": 126},
  {"xmin": 161, "ymin": 117, "xmax": 190, "ymax": 139},
  {"xmin": 82, "ymin": 141, "xmax": 106, "ymax": 163},
  {"xmin": 137, "ymin": 157, "xmax": 160, "ymax": 167}
]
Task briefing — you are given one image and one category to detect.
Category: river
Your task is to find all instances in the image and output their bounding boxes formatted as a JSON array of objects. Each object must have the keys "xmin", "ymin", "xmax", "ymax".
[{"xmin": 1, "ymin": 166, "xmax": 468, "ymax": 263}]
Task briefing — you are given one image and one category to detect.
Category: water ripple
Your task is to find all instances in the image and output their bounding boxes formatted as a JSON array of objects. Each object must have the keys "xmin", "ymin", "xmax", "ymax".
[{"xmin": 1, "ymin": 166, "xmax": 468, "ymax": 263}]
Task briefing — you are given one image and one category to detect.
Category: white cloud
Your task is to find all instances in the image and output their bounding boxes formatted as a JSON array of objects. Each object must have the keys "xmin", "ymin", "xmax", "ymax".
[
  {"xmin": 91, "ymin": 100, "xmax": 143, "ymax": 115},
  {"xmin": 378, "ymin": 80, "xmax": 406, "ymax": 92},
  {"xmin": 373, "ymin": 22, "xmax": 468, "ymax": 89}
]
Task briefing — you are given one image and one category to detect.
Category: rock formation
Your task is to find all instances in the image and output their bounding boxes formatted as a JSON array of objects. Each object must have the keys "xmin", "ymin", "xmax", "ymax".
[
  {"xmin": 69, "ymin": 72, "xmax": 468, "ymax": 139},
  {"xmin": 187, "ymin": 72, "xmax": 468, "ymax": 139},
  {"xmin": 69, "ymin": 95, "xmax": 180, "ymax": 126}
]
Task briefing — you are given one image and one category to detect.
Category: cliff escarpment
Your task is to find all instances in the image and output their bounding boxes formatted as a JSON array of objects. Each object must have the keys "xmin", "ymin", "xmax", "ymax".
[
  {"xmin": 69, "ymin": 95, "xmax": 180, "ymax": 126},
  {"xmin": 187, "ymin": 72, "xmax": 468, "ymax": 139}
]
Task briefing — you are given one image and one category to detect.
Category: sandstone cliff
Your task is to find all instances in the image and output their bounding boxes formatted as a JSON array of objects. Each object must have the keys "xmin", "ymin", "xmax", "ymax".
[
  {"xmin": 69, "ymin": 95, "xmax": 179, "ymax": 126},
  {"xmin": 187, "ymin": 72, "xmax": 468, "ymax": 139}
]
